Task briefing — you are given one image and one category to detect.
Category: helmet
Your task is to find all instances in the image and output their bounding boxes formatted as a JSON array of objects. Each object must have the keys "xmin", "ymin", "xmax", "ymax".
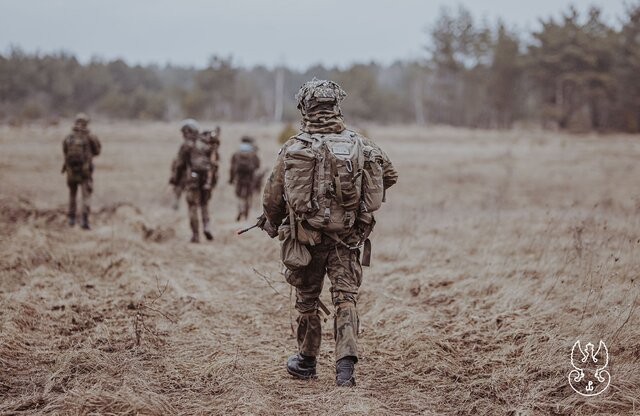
[
  {"xmin": 241, "ymin": 136, "xmax": 254, "ymax": 144},
  {"xmin": 180, "ymin": 118, "xmax": 200, "ymax": 133},
  {"xmin": 295, "ymin": 78, "xmax": 346, "ymax": 112},
  {"xmin": 75, "ymin": 113, "xmax": 90, "ymax": 124}
]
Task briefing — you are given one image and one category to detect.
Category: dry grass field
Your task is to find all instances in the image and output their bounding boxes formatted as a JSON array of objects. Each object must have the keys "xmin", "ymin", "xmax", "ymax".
[{"xmin": 1, "ymin": 122, "xmax": 639, "ymax": 415}]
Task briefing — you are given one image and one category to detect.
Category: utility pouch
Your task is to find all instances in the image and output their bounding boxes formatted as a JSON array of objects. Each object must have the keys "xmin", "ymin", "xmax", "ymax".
[{"xmin": 279, "ymin": 223, "xmax": 311, "ymax": 271}]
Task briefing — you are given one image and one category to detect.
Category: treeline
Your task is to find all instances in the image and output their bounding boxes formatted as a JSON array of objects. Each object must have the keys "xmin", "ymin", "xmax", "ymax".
[{"xmin": 1, "ymin": 4, "xmax": 639, "ymax": 131}]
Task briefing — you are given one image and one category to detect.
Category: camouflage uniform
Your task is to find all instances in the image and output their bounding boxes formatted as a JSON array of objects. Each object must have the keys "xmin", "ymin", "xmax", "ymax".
[
  {"xmin": 62, "ymin": 114, "xmax": 101, "ymax": 229},
  {"xmin": 262, "ymin": 80, "xmax": 398, "ymax": 378},
  {"xmin": 230, "ymin": 137, "xmax": 260, "ymax": 221},
  {"xmin": 171, "ymin": 120, "xmax": 220, "ymax": 242},
  {"xmin": 170, "ymin": 151, "xmax": 186, "ymax": 210}
]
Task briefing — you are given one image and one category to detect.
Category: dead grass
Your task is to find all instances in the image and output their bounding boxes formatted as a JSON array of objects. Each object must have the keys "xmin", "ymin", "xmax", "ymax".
[{"xmin": 0, "ymin": 122, "xmax": 639, "ymax": 415}]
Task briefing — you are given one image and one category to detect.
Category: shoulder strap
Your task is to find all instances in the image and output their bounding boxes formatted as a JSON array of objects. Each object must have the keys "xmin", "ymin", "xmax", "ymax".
[{"xmin": 295, "ymin": 132, "xmax": 313, "ymax": 143}]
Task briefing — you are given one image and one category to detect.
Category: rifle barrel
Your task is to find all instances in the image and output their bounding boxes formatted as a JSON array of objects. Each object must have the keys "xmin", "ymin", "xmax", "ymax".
[{"xmin": 236, "ymin": 224, "xmax": 258, "ymax": 235}]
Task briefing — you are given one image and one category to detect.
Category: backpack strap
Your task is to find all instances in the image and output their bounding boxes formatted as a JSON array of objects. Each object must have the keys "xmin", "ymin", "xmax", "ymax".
[{"xmin": 329, "ymin": 154, "xmax": 344, "ymax": 206}]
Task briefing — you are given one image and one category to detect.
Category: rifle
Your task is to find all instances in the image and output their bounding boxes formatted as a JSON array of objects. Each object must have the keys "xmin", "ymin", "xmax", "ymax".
[
  {"xmin": 237, "ymin": 214, "xmax": 267, "ymax": 235},
  {"xmin": 237, "ymin": 214, "xmax": 278, "ymax": 238}
]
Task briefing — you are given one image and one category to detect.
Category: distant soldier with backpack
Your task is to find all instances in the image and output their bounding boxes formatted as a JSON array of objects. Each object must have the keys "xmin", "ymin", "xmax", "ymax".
[
  {"xmin": 170, "ymin": 119, "xmax": 220, "ymax": 243},
  {"xmin": 62, "ymin": 113, "xmax": 101, "ymax": 229},
  {"xmin": 261, "ymin": 79, "xmax": 398, "ymax": 386},
  {"xmin": 229, "ymin": 136, "xmax": 260, "ymax": 221}
]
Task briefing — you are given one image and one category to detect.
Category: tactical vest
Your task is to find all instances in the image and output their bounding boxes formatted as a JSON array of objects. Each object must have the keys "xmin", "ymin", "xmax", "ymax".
[{"xmin": 283, "ymin": 129, "xmax": 385, "ymax": 238}]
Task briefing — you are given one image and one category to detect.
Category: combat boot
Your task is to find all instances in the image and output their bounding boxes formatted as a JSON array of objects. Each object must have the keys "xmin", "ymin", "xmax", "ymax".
[
  {"xmin": 203, "ymin": 221, "xmax": 214, "ymax": 241},
  {"xmin": 335, "ymin": 356, "xmax": 356, "ymax": 387},
  {"xmin": 286, "ymin": 353, "xmax": 317, "ymax": 379},
  {"xmin": 190, "ymin": 233, "xmax": 200, "ymax": 243},
  {"xmin": 68, "ymin": 214, "xmax": 76, "ymax": 227},
  {"xmin": 80, "ymin": 213, "xmax": 90, "ymax": 230}
]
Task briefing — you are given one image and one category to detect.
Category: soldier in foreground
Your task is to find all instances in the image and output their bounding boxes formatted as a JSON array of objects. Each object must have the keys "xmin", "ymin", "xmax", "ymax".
[
  {"xmin": 261, "ymin": 79, "xmax": 398, "ymax": 386},
  {"xmin": 62, "ymin": 113, "xmax": 101, "ymax": 229},
  {"xmin": 229, "ymin": 136, "xmax": 260, "ymax": 221},
  {"xmin": 170, "ymin": 119, "xmax": 220, "ymax": 243}
]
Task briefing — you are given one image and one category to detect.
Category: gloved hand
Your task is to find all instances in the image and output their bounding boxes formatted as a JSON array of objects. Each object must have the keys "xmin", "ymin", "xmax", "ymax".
[{"xmin": 262, "ymin": 219, "xmax": 278, "ymax": 239}]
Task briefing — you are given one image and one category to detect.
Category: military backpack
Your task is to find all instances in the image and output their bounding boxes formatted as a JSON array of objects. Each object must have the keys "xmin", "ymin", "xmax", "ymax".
[
  {"xmin": 64, "ymin": 134, "xmax": 89, "ymax": 174},
  {"xmin": 189, "ymin": 136, "xmax": 214, "ymax": 172},
  {"xmin": 235, "ymin": 151, "xmax": 258, "ymax": 175},
  {"xmin": 282, "ymin": 129, "xmax": 385, "ymax": 240}
]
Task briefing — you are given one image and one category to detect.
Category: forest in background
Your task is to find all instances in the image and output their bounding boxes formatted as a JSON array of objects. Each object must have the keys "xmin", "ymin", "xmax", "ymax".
[{"xmin": 1, "ymin": 4, "xmax": 639, "ymax": 132}]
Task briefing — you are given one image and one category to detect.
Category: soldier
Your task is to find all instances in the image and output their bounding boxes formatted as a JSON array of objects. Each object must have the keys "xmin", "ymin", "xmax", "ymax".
[
  {"xmin": 262, "ymin": 79, "xmax": 398, "ymax": 386},
  {"xmin": 170, "ymin": 119, "xmax": 220, "ymax": 243},
  {"xmin": 62, "ymin": 113, "xmax": 101, "ymax": 229},
  {"xmin": 229, "ymin": 136, "xmax": 260, "ymax": 221}
]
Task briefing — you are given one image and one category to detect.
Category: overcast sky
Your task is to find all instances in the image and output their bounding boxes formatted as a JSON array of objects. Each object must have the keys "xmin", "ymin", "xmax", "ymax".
[{"xmin": 0, "ymin": 0, "xmax": 628, "ymax": 69}]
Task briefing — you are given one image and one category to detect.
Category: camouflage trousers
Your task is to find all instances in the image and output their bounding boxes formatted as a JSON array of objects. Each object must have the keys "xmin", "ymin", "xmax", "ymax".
[
  {"xmin": 235, "ymin": 175, "xmax": 254, "ymax": 219},
  {"xmin": 186, "ymin": 177, "xmax": 211, "ymax": 234},
  {"xmin": 67, "ymin": 178, "xmax": 92, "ymax": 217},
  {"xmin": 285, "ymin": 240, "xmax": 362, "ymax": 362}
]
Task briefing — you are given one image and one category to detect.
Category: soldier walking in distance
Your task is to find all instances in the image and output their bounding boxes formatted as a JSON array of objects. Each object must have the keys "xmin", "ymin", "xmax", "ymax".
[
  {"xmin": 170, "ymin": 119, "xmax": 220, "ymax": 243},
  {"xmin": 229, "ymin": 136, "xmax": 260, "ymax": 221},
  {"xmin": 62, "ymin": 113, "xmax": 101, "ymax": 229},
  {"xmin": 261, "ymin": 79, "xmax": 398, "ymax": 386}
]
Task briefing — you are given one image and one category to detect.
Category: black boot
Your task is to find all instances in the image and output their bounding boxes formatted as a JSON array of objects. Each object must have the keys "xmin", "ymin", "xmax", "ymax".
[
  {"xmin": 203, "ymin": 221, "xmax": 213, "ymax": 241},
  {"xmin": 80, "ymin": 213, "xmax": 90, "ymax": 230},
  {"xmin": 286, "ymin": 353, "xmax": 317, "ymax": 379},
  {"xmin": 68, "ymin": 214, "xmax": 76, "ymax": 227},
  {"xmin": 336, "ymin": 357, "xmax": 356, "ymax": 387}
]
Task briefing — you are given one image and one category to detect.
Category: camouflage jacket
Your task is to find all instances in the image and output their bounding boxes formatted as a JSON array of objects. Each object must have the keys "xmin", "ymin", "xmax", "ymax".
[{"xmin": 262, "ymin": 130, "xmax": 398, "ymax": 227}]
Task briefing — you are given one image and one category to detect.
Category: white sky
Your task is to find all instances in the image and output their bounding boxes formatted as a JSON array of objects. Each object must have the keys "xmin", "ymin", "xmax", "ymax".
[{"xmin": 0, "ymin": 0, "xmax": 628, "ymax": 69}]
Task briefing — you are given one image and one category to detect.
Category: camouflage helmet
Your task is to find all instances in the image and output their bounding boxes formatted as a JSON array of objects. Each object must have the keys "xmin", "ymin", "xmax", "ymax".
[
  {"xmin": 180, "ymin": 118, "xmax": 200, "ymax": 133},
  {"xmin": 295, "ymin": 78, "xmax": 347, "ymax": 112},
  {"xmin": 75, "ymin": 113, "xmax": 90, "ymax": 124}
]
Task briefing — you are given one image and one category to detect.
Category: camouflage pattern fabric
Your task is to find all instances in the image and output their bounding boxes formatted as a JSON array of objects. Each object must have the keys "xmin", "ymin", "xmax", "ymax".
[
  {"xmin": 300, "ymin": 107, "xmax": 346, "ymax": 134},
  {"xmin": 63, "ymin": 126, "xmax": 101, "ymax": 217},
  {"xmin": 286, "ymin": 238, "xmax": 362, "ymax": 360},
  {"xmin": 230, "ymin": 148, "xmax": 260, "ymax": 220},
  {"xmin": 263, "ymin": 135, "xmax": 398, "ymax": 228},
  {"xmin": 185, "ymin": 172, "xmax": 211, "ymax": 234},
  {"xmin": 170, "ymin": 157, "xmax": 186, "ymax": 202},
  {"xmin": 295, "ymin": 79, "xmax": 347, "ymax": 134},
  {"xmin": 263, "ymin": 79, "xmax": 398, "ymax": 362},
  {"xmin": 68, "ymin": 180, "xmax": 92, "ymax": 217},
  {"xmin": 172, "ymin": 129, "xmax": 219, "ymax": 237}
]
